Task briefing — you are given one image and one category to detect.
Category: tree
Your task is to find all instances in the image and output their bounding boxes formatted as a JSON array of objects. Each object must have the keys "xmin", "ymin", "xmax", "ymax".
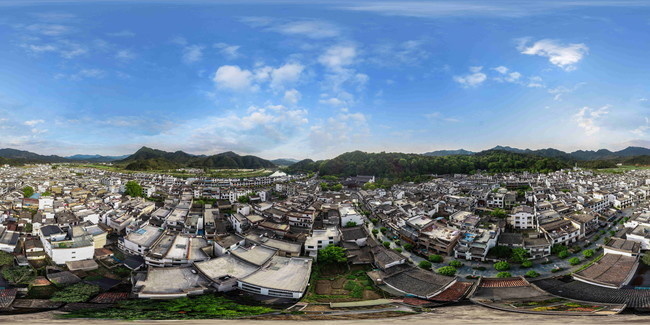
[
  {"xmin": 370, "ymin": 218, "xmax": 379, "ymax": 225},
  {"xmin": 568, "ymin": 257, "xmax": 581, "ymax": 265},
  {"xmin": 2, "ymin": 266, "xmax": 35, "ymax": 284},
  {"xmin": 418, "ymin": 260, "xmax": 432, "ymax": 270},
  {"xmin": 496, "ymin": 272, "xmax": 512, "ymax": 278},
  {"xmin": 371, "ymin": 229, "xmax": 379, "ymax": 236},
  {"xmin": 642, "ymin": 253, "xmax": 650, "ymax": 266},
  {"xmin": 22, "ymin": 186, "xmax": 34, "ymax": 198},
  {"xmin": 379, "ymin": 227, "xmax": 388, "ymax": 234},
  {"xmin": 511, "ymin": 247, "xmax": 529, "ymax": 264},
  {"xmin": 489, "ymin": 246, "xmax": 512, "ymax": 259},
  {"xmin": 525, "ymin": 270, "xmax": 540, "ymax": 278},
  {"xmin": 490, "ymin": 208, "xmax": 507, "ymax": 219},
  {"xmin": 0, "ymin": 251, "xmax": 13, "ymax": 267},
  {"xmin": 382, "ymin": 241, "xmax": 391, "ymax": 249},
  {"xmin": 558, "ymin": 250, "xmax": 569, "ymax": 259},
  {"xmin": 403, "ymin": 243, "xmax": 414, "ymax": 251},
  {"xmin": 437, "ymin": 266, "xmax": 457, "ymax": 276},
  {"xmin": 318, "ymin": 245, "xmax": 347, "ymax": 264},
  {"xmin": 551, "ymin": 244, "xmax": 568, "ymax": 255},
  {"xmin": 237, "ymin": 195, "xmax": 250, "ymax": 203},
  {"xmin": 582, "ymin": 249, "xmax": 595, "ymax": 258},
  {"xmin": 521, "ymin": 260, "xmax": 533, "ymax": 268},
  {"xmin": 494, "ymin": 261, "xmax": 510, "ymax": 271},
  {"xmin": 124, "ymin": 181, "xmax": 143, "ymax": 197},
  {"xmin": 393, "ymin": 247, "xmax": 403, "ymax": 253},
  {"xmin": 449, "ymin": 260, "xmax": 463, "ymax": 268},
  {"xmin": 345, "ymin": 221, "xmax": 357, "ymax": 227},
  {"xmin": 428, "ymin": 254, "xmax": 443, "ymax": 263},
  {"xmin": 51, "ymin": 283, "xmax": 100, "ymax": 303}
]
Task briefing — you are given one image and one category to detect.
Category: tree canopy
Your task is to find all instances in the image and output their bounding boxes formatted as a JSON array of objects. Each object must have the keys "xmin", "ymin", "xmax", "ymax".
[
  {"xmin": 23, "ymin": 186, "xmax": 34, "ymax": 198},
  {"xmin": 0, "ymin": 251, "xmax": 14, "ymax": 267},
  {"xmin": 2, "ymin": 266, "xmax": 35, "ymax": 284},
  {"xmin": 124, "ymin": 181, "xmax": 143, "ymax": 197},
  {"xmin": 317, "ymin": 245, "xmax": 347, "ymax": 264}
]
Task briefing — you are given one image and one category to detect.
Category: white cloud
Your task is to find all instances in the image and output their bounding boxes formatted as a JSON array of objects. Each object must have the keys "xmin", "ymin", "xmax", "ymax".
[
  {"xmin": 527, "ymin": 76, "xmax": 544, "ymax": 88},
  {"xmin": 425, "ymin": 112, "xmax": 460, "ymax": 123},
  {"xmin": 547, "ymin": 82, "xmax": 585, "ymax": 100},
  {"xmin": 115, "ymin": 49, "xmax": 135, "ymax": 61},
  {"xmin": 242, "ymin": 17, "xmax": 342, "ymax": 39},
  {"xmin": 453, "ymin": 66, "xmax": 487, "ymax": 87},
  {"xmin": 283, "ymin": 89, "xmax": 301, "ymax": 105},
  {"xmin": 372, "ymin": 39, "xmax": 430, "ymax": 66},
  {"xmin": 574, "ymin": 105, "xmax": 609, "ymax": 135},
  {"xmin": 318, "ymin": 45, "xmax": 357, "ymax": 70},
  {"xmin": 518, "ymin": 38, "xmax": 588, "ymax": 71},
  {"xmin": 493, "ymin": 66, "xmax": 509, "ymax": 74},
  {"xmin": 213, "ymin": 65, "xmax": 255, "ymax": 91},
  {"xmin": 182, "ymin": 44, "xmax": 204, "ymax": 63},
  {"xmin": 56, "ymin": 68, "xmax": 105, "ymax": 81},
  {"xmin": 24, "ymin": 119, "xmax": 45, "ymax": 126},
  {"xmin": 213, "ymin": 62, "xmax": 304, "ymax": 92},
  {"xmin": 631, "ymin": 117, "xmax": 649, "ymax": 137},
  {"xmin": 24, "ymin": 23, "xmax": 70, "ymax": 36},
  {"xmin": 213, "ymin": 42, "xmax": 241, "ymax": 59},
  {"xmin": 309, "ymin": 110, "xmax": 369, "ymax": 152},
  {"xmin": 21, "ymin": 40, "xmax": 87, "ymax": 58}
]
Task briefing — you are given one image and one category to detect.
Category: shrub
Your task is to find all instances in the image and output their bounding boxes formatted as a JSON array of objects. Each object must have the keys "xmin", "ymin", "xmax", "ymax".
[
  {"xmin": 525, "ymin": 270, "xmax": 540, "ymax": 278},
  {"xmin": 370, "ymin": 218, "xmax": 379, "ymax": 225},
  {"xmin": 51, "ymin": 283, "xmax": 100, "ymax": 303},
  {"xmin": 437, "ymin": 266, "xmax": 457, "ymax": 276},
  {"xmin": 403, "ymin": 244, "xmax": 414, "ymax": 251},
  {"xmin": 382, "ymin": 241, "xmax": 391, "ymax": 249},
  {"xmin": 449, "ymin": 260, "xmax": 463, "ymax": 268},
  {"xmin": 394, "ymin": 240, "xmax": 401, "ymax": 246},
  {"xmin": 380, "ymin": 227, "xmax": 388, "ymax": 233},
  {"xmin": 318, "ymin": 245, "xmax": 348, "ymax": 264},
  {"xmin": 473, "ymin": 266, "xmax": 486, "ymax": 271},
  {"xmin": 428, "ymin": 254, "xmax": 443, "ymax": 263},
  {"xmin": 568, "ymin": 257, "xmax": 581, "ymax": 265},
  {"xmin": 642, "ymin": 253, "xmax": 650, "ymax": 266},
  {"xmin": 496, "ymin": 272, "xmax": 512, "ymax": 278},
  {"xmin": 372, "ymin": 229, "xmax": 379, "ymax": 236},
  {"xmin": 393, "ymin": 247, "xmax": 403, "ymax": 253},
  {"xmin": 419, "ymin": 260, "xmax": 433, "ymax": 270},
  {"xmin": 558, "ymin": 250, "xmax": 569, "ymax": 259},
  {"xmin": 582, "ymin": 249, "xmax": 595, "ymax": 258},
  {"xmin": 494, "ymin": 261, "xmax": 510, "ymax": 271},
  {"xmin": 551, "ymin": 267, "xmax": 563, "ymax": 273},
  {"xmin": 0, "ymin": 251, "xmax": 13, "ymax": 267},
  {"xmin": 521, "ymin": 260, "xmax": 533, "ymax": 268}
]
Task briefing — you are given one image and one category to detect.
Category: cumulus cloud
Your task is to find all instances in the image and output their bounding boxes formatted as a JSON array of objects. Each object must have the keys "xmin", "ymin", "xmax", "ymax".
[
  {"xmin": 213, "ymin": 65, "xmax": 255, "ymax": 91},
  {"xmin": 318, "ymin": 45, "xmax": 357, "ymax": 70},
  {"xmin": 453, "ymin": 66, "xmax": 487, "ymax": 87},
  {"xmin": 309, "ymin": 110, "xmax": 369, "ymax": 152},
  {"xmin": 21, "ymin": 39, "xmax": 87, "ymax": 59},
  {"xmin": 283, "ymin": 89, "xmax": 301, "ymax": 105},
  {"xmin": 213, "ymin": 62, "xmax": 304, "ymax": 92},
  {"xmin": 115, "ymin": 49, "xmax": 135, "ymax": 61},
  {"xmin": 492, "ymin": 66, "xmax": 521, "ymax": 83},
  {"xmin": 24, "ymin": 23, "xmax": 71, "ymax": 36},
  {"xmin": 574, "ymin": 105, "xmax": 609, "ymax": 135},
  {"xmin": 188, "ymin": 104, "xmax": 309, "ymax": 153},
  {"xmin": 518, "ymin": 38, "xmax": 588, "ymax": 71}
]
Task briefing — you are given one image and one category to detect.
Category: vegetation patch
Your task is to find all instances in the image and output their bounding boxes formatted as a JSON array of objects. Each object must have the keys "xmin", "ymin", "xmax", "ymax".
[{"xmin": 59, "ymin": 295, "xmax": 275, "ymax": 320}]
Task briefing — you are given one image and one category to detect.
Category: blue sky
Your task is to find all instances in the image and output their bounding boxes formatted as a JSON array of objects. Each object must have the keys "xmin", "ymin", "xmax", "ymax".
[{"xmin": 0, "ymin": 0, "xmax": 649, "ymax": 159}]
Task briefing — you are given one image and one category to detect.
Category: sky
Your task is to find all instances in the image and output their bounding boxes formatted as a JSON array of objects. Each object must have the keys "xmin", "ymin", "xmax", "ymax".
[{"xmin": 0, "ymin": 0, "xmax": 649, "ymax": 159}]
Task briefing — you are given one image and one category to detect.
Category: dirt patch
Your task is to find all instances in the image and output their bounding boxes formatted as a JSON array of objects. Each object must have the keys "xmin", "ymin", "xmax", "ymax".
[
  {"xmin": 362, "ymin": 290, "xmax": 381, "ymax": 300},
  {"xmin": 302, "ymin": 305, "xmax": 334, "ymax": 312},
  {"xmin": 315, "ymin": 280, "xmax": 332, "ymax": 295}
]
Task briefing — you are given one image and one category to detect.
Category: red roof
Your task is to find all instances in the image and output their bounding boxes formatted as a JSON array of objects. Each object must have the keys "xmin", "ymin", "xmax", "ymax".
[
  {"xmin": 430, "ymin": 281, "xmax": 473, "ymax": 302},
  {"xmin": 479, "ymin": 277, "xmax": 529, "ymax": 288}
]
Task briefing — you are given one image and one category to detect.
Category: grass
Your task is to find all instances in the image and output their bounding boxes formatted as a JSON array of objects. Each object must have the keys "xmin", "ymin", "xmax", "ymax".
[{"xmin": 59, "ymin": 294, "xmax": 275, "ymax": 320}]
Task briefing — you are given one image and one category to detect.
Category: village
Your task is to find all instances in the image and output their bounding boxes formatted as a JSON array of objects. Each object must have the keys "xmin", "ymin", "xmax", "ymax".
[{"xmin": 0, "ymin": 163, "xmax": 649, "ymax": 319}]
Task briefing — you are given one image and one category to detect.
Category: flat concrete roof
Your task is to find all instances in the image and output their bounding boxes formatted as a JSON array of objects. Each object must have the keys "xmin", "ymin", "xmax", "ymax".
[
  {"xmin": 125, "ymin": 225, "xmax": 163, "ymax": 247},
  {"xmin": 231, "ymin": 245, "xmax": 277, "ymax": 266},
  {"xmin": 194, "ymin": 255, "xmax": 258, "ymax": 281},
  {"xmin": 138, "ymin": 267, "xmax": 208, "ymax": 294},
  {"xmin": 239, "ymin": 256, "xmax": 312, "ymax": 293}
]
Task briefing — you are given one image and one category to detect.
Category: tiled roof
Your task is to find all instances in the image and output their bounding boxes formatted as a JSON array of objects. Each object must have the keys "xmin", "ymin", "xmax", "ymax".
[
  {"xmin": 479, "ymin": 277, "xmax": 529, "ymax": 288},
  {"xmin": 430, "ymin": 281, "xmax": 473, "ymax": 302},
  {"xmin": 90, "ymin": 292, "xmax": 129, "ymax": 304}
]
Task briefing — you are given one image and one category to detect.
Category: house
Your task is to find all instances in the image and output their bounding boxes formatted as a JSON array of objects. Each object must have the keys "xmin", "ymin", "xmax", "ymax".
[
  {"xmin": 304, "ymin": 226, "xmax": 340, "ymax": 259},
  {"xmin": 39, "ymin": 225, "xmax": 95, "ymax": 265},
  {"xmin": 508, "ymin": 206, "xmax": 536, "ymax": 229},
  {"xmin": 237, "ymin": 256, "xmax": 312, "ymax": 299}
]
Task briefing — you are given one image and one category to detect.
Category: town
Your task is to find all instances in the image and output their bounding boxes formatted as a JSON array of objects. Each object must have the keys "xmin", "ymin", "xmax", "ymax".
[{"xmin": 0, "ymin": 162, "xmax": 648, "ymax": 319}]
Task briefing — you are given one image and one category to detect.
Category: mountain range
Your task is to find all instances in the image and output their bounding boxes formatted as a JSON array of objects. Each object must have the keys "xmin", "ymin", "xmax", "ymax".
[
  {"xmin": 423, "ymin": 146, "xmax": 650, "ymax": 160},
  {"xmin": 119, "ymin": 147, "xmax": 276, "ymax": 170}
]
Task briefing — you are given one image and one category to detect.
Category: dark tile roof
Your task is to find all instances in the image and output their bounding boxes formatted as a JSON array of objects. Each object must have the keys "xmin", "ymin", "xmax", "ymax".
[
  {"xmin": 341, "ymin": 226, "xmax": 367, "ymax": 241},
  {"xmin": 382, "ymin": 266, "xmax": 455, "ymax": 298},
  {"xmin": 534, "ymin": 277, "xmax": 650, "ymax": 308}
]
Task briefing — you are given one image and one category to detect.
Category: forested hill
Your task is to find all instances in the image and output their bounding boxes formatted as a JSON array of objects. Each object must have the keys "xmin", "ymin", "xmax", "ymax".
[
  {"xmin": 120, "ymin": 147, "xmax": 276, "ymax": 170},
  {"xmin": 286, "ymin": 150, "xmax": 570, "ymax": 178}
]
